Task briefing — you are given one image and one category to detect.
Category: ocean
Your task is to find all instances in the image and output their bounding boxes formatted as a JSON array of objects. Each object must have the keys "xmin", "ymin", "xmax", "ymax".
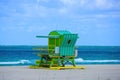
[{"xmin": 0, "ymin": 46, "xmax": 120, "ymax": 66}]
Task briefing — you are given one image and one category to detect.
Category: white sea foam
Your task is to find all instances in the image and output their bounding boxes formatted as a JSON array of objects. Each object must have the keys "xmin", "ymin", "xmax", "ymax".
[
  {"xmin": 0, "ymin": 58, "xmax": 120, "ymax": 65},
  {"xmin": 84, "ymin": 60, "xmax": 120, "ymax": 63},
  {"xmin": 75, "ymin": 58, "xmax": 84, "ymax": 62},
  {"xmin": 19, "ymin": 60, "xmax": 31, "ymax": 64},
  {"xmin": 0, "ymin": 62, "xmax": 20, "ymax": 65},
  {"xmin": 0, "ymin": 60, "xmax": 31, "ymax": 65},
  {"xmin": 75, "ymin": 58, "xmax": 120, "ymax": 63}
]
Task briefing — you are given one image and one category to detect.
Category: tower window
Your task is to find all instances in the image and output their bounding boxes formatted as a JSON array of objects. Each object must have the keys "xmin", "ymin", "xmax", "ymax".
[{"xmin": 68, "ymin": 40, "xmax": 71, "ymax": 44}]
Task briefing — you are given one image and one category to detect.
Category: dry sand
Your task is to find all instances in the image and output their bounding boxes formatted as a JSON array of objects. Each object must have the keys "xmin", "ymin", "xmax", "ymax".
[{"xmin": 0, "ymin": 65, "xmax": 120, "ymax": 80}]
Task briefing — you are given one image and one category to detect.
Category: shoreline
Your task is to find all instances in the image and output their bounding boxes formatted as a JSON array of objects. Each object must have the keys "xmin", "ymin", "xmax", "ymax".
[
  {"xmin": 1, "ymin": 63, "xmax": 120, "ymax": 66},
  {"xmin": 0, "ymin": 64, "xmax": 120, "ymax": 80}
]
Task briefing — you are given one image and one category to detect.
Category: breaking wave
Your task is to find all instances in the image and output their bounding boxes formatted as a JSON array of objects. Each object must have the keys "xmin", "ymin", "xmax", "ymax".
[
  {"xmin": 75, "ymin": 58, "xmax": 120, "ymax": 63},
  {"xmin": 0, "ymin": 60, "xmax": 31, "ymax": 65},
  {"xmin": 0, "ymin": 58, "xmax": 120, "ymax": 66}
]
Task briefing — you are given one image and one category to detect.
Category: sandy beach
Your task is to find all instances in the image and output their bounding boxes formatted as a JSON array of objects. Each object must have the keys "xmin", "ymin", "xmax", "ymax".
[{"xmin": 0, "ymin": 65, "xmax": 120, "ymax": 80}]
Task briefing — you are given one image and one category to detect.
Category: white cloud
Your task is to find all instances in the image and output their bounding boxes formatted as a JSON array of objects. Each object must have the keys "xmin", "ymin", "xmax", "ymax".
[
  {"xmin": 1, "ymin": 0, "xmax": 119, "ymax": 19},
  {"xmin": 93, "ymin": 0, "xmax": 114, "ymax": 9},
  {"xmin": 60, "ymin": 0, "xmax": 75, "ymax": 6},
  {"xmin": 58, "ymin": 7, "xmax": 68, "ymax": 14},
  {"xmin": 59, "ymin": 0, "xmax": 84, "ymax": 14},
  {"xmin": 57, "ymin": 0, "xmax": 120, "ymax": 19},
  {"xmin": 37, "ymin": 0, "xmax": 50, "ymax": 3},
  {"xmin": 0, "ymin": 0, "xmax": 119, "ymax": 27},
  {"xmin": 20, "ymin": 3, "xmax": 48, "ymax": 18},
  {"xmin": 60, "ymin": 0, "xmax": 119, "ymax": 11},
  {"xmin": 60, "ymin": 0, "xmax": 86, "ymax": 7},
  {"xmin": 1, "ymin": 0, "xmax": 49, "ymax": 18}
]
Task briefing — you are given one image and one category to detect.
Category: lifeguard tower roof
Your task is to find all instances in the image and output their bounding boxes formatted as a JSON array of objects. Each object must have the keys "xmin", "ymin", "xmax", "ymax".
[
  {"xmin": 36, "ymin": 30, "xmax": 72, "ymax": 38},
  {"xmin": 49, "ymin": 30, "xmax": 71, "ymax": 35}
]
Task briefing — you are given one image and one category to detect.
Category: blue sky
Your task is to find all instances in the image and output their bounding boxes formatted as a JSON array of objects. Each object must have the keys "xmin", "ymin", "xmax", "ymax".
[{"xmin": 0, "ymin": 0, "xmax": 120, "ymax": 46}]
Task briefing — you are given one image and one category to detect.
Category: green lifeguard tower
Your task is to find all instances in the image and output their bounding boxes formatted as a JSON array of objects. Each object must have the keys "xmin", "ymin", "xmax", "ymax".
[{"xmin": 32, "ymin": 30, "xmax": 85, "ymax": 69}]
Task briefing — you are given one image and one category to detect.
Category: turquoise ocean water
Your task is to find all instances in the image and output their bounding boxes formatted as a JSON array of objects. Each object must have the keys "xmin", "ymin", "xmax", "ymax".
[{"xmin": 0, "ymin": 46, "xmax": 120, "ymax": 66}]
